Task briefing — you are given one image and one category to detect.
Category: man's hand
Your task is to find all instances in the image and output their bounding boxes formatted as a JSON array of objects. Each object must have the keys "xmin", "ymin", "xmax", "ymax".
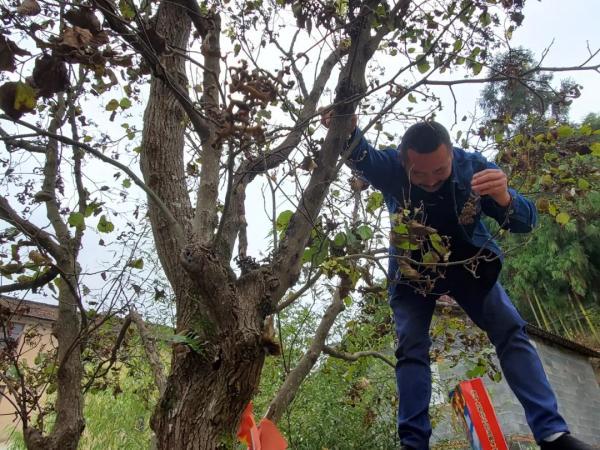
[
  {"xmin": 471, "ymin": 169, "xmax": 511, "ymax": 207},
  {"xmin": 320, "ymin": 109, "xmax": 358, "ymax": 130}
]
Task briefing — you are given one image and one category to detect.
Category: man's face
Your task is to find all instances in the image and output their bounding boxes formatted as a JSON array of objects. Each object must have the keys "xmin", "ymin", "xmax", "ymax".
[{"xmin": 404, "ymin": 144, "xmax": 453, "ymax": 192}]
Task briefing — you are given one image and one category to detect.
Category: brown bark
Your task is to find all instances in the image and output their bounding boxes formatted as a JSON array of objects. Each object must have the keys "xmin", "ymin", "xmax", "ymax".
[{"xmin": 139, "ymin": 1, "xmax": 193, "ymax": 296}]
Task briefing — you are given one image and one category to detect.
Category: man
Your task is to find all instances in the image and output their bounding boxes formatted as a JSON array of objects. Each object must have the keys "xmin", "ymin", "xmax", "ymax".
[{"xmin": 322, "ymin": 113, "xmax": 591, "ymax": 450}]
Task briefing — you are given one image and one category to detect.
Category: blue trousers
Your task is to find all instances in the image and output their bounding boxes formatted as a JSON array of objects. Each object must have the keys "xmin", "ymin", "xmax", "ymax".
[{"xmin": 391, "ymin": 282, "xmax": 569, "ymax": 449}]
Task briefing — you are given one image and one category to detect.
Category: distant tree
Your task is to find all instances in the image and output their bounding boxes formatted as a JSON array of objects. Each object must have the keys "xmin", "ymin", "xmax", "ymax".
[{"xmin": 479, "ymin": 47, "xmax": 580, "ymax": 131}]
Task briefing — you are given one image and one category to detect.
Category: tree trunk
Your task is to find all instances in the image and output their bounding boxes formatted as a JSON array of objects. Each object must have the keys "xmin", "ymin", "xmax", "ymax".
[
  {"xmin": 24, "ymin": 267, "xmax": 84, "ymax": 450},
  {"xmin": 152, "ymin": 353, "xmax": 265, "ymax": 449}
]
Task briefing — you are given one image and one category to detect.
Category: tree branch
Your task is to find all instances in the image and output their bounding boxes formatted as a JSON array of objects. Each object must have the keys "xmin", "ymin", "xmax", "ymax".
[
  {"xmin": 0, "ymin": 115, "xmax": 185, "ymax": 244},
  {"xmin": 42, "ymin": 94, "xmax": 71, "ymax": 247},
  {"xmin": 0, "ymin": 267, "xmax": 59, "ymax": 294},
  {"xmin": 276, "ymin": 269, "xmax": 323, "ymax": 312},
  {"xmin": 193, "ymin": 13, "xmax": 223, "ymax": 244},
  {"xmin": 322, "ymin": 345, "xmax": 395, "ymax": 368},
  {"xmin": 214, "ymin": 47, "xmax": 344, "ymax": 263},
  {"xmin": 83, "ymin": 314, "xmax": 133, "ymax": 392},
  {"xmin": 131, "ymin": 309, "xmax": 167, "ymax": 396},
  {"xmin": 235, "ymin": 47, "xmax": 344, "ymax": 182},
  {"xmin": 0, "ymin": 196, "xmax": 64, "ymax": 260},
  {"xmin": 424, "ymin": 61, "xmax": 600, "ymax": 87},
  {"xmin": 265, "ymin": 286, "xmax": 345, "ymax": 423},
  {"xmin": 268, "ymin": 6, "xmax": 380, "ymax": 306}
]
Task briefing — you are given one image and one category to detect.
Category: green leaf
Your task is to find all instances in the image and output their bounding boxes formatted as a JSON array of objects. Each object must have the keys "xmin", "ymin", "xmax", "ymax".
[
  {"xmin": 119, "ymin": 97, "xmax": 132, "ymax": 109},
  {"xmin": 97, "ymin": 215, "xmax": 115, "ymax": 233},
  {"xmin": 555, "ymin": 212, "xmax": 570, "ymax": 225},
  {"xmin": 366, "ymin": 192, "xmax": 384, "ymax": 214},
  {"xmin": 84, "ymin": 202, "xmax": 101, "ymax": 217},
  {"xmin": 591, "ymin": 142, "xmax": 600, "ymax": 157},
  {"xmin": 393, "ymin": 223, "xmax": 408, "ymax": 234},
  {"xmin": 105, "ymin": 99, "xmax": 119, "ymax": 111},
  {"xmin": 127, "ymin": 258, "xmax": 144, "ymax": 270},
  {"xmin": 471, "ymin": 61, "xmax": 483, "ymax": 76},
  {"xmin": 540, "ymin": 174, "xmax": 553, "ymax": 186},
  {"xmin": 343, "ymin": 296, "xmax": 352, "ymax": 307},
  {"xmin": 466, "ymin": 364, "xmax": 486, "ymax": 379},
  {"xmin": 577, "ymin": 178, "xmax": 590, "ymax": 190},
  {"xmin": 429, "ymin": 233, "xmax": 448, "ymax": 256},
  {"xmin": 302, "ymin": 239, "xmax": 329, "ymax": 265},
  {"xmin": 119, "ymin": 0, "xmax": 135, "ymax": 20},
  {"xmin": 422, "ymin": 251, "xmax": 439, "ymax": 264},
  {"xmin": 355, "ymin": 225, "xmax": 373, "ymax": 241},
  {"xmin": 417, "ymin": 59, "xmax": 430, "ymax": 74},
  {"xmin": 332, "ymin": 232, "xmax": 346, "ymax": 247},
  {"xmin": 479, "ymin": 12, "xmax": 491, "ymax": 27},
  {"xmin": 67, "ymin": 212, "xmax": 85, "ymax": 229},
  {"xmin": 452, "ymin": 39, "xmax": 463, "ymax": 52},
  {"xmin": 276, "ymin": 210, "xmax": 294, "ymax": 232},
  {"xmin": 407, "ymin": 93, "xmax": 417, "ymax": 103},
  {"xmin": 557, "ymin": 125, "xmax": 573, "ymax": 138},
  {"xmin": 122, "ymin": 179, "xmax": 132, "ymax": 188}
]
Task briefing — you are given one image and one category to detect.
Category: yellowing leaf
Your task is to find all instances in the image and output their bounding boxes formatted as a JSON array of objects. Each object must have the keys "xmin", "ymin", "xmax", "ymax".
[
  {"xmin": 106, "ymin": 99, "xmax": 119, "ymax": 111},
  {"xmin": 577, "ymin": 178, "xmax": 590, "ymax": 190},
  {"xmin": 540, "ymin": 174, "xmax": 553, "ymax": 186},
  {"xmin": 555, "ymin": 212, "xmax": 569, "ymax": 225},
  {"xmin": 14, "ymin": 82, "xmax": 36, "ymax": 111}
]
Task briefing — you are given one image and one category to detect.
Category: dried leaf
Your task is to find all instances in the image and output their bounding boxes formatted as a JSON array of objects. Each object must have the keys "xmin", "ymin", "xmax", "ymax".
[
  {"xmin": 59, "ymin": 26, "xmax": 94, "ymax": 50},
  {"xmin": 90, "ymin": 30, "xmax": 110, "ymax": 47},
  {"xmin": 0, "ymin": 35, "xmax": 31, "ymax": 72},
  {"xmin": 32, "ymin": 55, "xmax": 70, "ymax": 98},
  {"xmin": 16, "ymin": 0, "xmax": 41, "ymax": 16},
  {"xmin": 64, "ymin": 7, "xmax": 102, "ymax": 34}
]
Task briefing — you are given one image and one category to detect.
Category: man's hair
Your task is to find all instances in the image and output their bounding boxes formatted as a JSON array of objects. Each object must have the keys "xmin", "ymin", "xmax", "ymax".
[{"xmin": 399, "ymin": 121, "xmax": 452, "ymax": 159}]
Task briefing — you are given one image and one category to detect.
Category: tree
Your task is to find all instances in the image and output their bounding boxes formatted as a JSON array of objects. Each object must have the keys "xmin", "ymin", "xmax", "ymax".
[
  {"xmin": 1, "ymin": 0, "xmax": 599, "ymax": 448},
  {"xmin": 479, "ymin": 47, "xmax": 582, "ymax": 138}
]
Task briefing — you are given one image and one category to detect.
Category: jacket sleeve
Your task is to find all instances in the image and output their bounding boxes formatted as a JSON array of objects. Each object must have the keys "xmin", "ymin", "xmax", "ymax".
[
  {"xmin": 480, "ymin": 160, "xmax": 537, "ymax": 233},
  {"xmin": 345, "ymin": 128, "xmax": 400, "ymax": 191}
]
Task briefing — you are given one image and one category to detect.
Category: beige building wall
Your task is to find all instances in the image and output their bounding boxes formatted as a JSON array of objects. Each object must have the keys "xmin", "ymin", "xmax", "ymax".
[{"xmin": 0, "ymin": 317, "xmax": 55, "ymax": 446}]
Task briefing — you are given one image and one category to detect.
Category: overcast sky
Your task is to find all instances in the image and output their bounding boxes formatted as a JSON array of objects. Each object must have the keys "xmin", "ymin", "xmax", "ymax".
[{"xmin": 433, "ymin": 0, "xmax": 600, "ymax": 125}]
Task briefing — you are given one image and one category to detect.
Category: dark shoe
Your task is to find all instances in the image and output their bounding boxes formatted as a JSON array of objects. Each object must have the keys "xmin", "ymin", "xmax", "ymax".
[{"xmin": 540, "ymin": 434, "xmax": 593, "ymax": 450}]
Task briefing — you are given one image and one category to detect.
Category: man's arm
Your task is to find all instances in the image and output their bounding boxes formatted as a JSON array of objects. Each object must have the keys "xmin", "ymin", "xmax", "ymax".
[
  {"xmin": 472, "ymin": 161, "xmax": 537, "ymax": 233},
  {"xmin": 320, "ymin": 111, "xmax": 399, "ymax": 191}
]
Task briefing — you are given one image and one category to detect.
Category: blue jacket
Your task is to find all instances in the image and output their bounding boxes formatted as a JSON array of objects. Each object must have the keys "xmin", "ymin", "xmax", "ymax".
[{"xmin": 348, "ymin": 129, "xmax": 537, "ymax": 292}]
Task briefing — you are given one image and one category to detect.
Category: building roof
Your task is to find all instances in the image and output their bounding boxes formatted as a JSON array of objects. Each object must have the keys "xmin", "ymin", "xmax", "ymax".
[
  {"xmin": 435, "ymin": 296, "xmax": 600, "ymax": 359},
  {"xmin": 0, "ymin": 295, "xmax": 58, "ymax": 322},
  {"xmin": 524, "ymin": 324, "xmax": 600, "ymax": 359}
]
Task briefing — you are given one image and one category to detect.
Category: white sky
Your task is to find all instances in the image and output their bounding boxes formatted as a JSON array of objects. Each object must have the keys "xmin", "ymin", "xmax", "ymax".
[{"xmin": 433, "ymin": 0, "xmax": 600, "ymax": 126}]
